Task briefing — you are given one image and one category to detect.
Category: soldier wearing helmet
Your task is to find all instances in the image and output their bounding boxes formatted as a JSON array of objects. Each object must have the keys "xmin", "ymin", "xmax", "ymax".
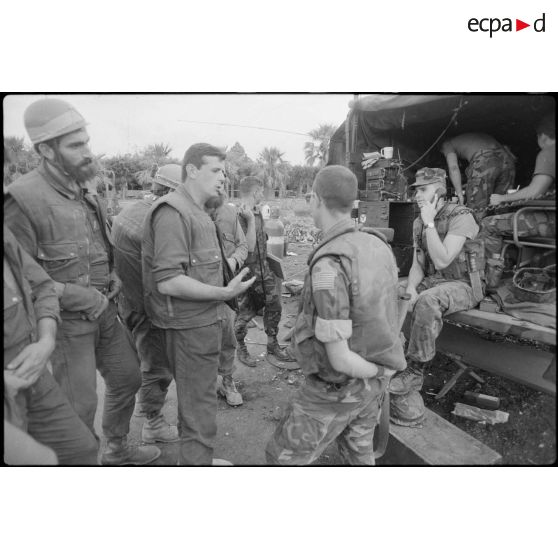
[
  {"xmin": 4, "ymin": 97, "xmax": 160, "ymax": 465},
  {"xmin": 112, "ymin": 164, "xmax": 183, "ymax": 443},
  {"xmin": 389, "ymin": 167, "xmax": 484, "ymax": 427}
]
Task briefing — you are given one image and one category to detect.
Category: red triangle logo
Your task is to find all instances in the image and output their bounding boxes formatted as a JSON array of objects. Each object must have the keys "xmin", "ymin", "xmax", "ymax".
[{"xmin": 516, "ymin": 19, "xmax": 530, "ymax": 31}]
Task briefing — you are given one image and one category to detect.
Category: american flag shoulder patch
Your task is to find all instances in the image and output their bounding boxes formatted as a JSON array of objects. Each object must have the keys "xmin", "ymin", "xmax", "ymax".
[{"xmin": 312, "ymin": 270, "xmax": 336, "ymax": 291}]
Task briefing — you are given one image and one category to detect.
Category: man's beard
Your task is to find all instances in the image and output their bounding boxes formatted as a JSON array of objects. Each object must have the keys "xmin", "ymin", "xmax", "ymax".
[
  {"xmin": 55, "ymin": 151, "xmax": 98, "ymax": 183},
  {"xmin": 205, "ymin": 192, "xmax": 225, "ymax": 211}
]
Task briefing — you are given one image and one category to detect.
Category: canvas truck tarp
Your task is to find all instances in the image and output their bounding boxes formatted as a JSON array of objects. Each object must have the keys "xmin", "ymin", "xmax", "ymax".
[{"xmin": 329, "ymin": 94, "xmax": 555, "ymax": 184}]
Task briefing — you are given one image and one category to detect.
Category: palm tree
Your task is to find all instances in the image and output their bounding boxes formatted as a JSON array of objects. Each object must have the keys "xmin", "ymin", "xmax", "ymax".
[
  {"xmin": 304, "ymin": 123, "xmax": 337, "ymax": 167},
  {"xmin": 4, "ymin": 136, "xmax": 26, "ymax": 157},
  {"xmin": 4, "ymin": 135, "xmax": 39, "ymax": 174},
  {"xmin": 257, "ymin": 147, "xmax": 289, "ymax": 199},
  {"xmin": 143, "ymin": 142, "xmax": 173, "ymax": 165}
]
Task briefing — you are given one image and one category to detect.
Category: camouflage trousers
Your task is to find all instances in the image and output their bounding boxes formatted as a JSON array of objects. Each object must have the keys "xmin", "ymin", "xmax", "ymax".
[
  {"xmin": 465, "ymin": 148, "xmax": 515, "ymax": 220},
  {"xmin": 235, "ymin": 268, "xmax": 282, "ymax": 341},
  {"xmin": 479, "ymin": 210, "xmax": 556, "ymax": 258},
  {"xmin": 407, "ymin": 277, "xmax": 482, "ymax": 363},
  {"xmin": 266, "ymin": 375, "xmax": 387, "ymax": 465},
  {"xmin": 219, "ymin": 306, "xmax": 237, "ymax": 378}
]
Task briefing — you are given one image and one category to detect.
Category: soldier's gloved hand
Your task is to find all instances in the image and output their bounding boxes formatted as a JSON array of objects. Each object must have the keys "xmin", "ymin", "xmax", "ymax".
[
  {"xmin": 107, "ymin": 270, "xmax": 122, "ymax": 301},
  {"xmin": 457, "ymin": 193, "xmax": 464, "ymax": 205}
]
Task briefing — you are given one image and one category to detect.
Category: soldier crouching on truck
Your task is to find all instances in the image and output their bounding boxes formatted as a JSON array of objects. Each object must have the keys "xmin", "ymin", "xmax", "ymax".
[
  {"xmin": 390, "ymin": 168, "xmax": 485, "ymax": 427},
  {"xmin": 4, "ymin": 98, "xmax": 160, "ymax": 465},
  {"xmin": 111, "ymin": 165, "xmax": 182, "ymax": 443},
  {"xmin": 266, "ymin": 166, "xmax": 406, "ymax": 465},
  {"xmin": 478, "ymin": 112, "xmax": 555, "ymax": 263}
]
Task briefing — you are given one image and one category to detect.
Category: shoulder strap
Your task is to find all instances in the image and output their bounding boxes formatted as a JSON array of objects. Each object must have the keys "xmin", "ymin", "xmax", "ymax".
[{"xmin": 308, "ymin": 230, "xmax": 353, "ymax": 269}]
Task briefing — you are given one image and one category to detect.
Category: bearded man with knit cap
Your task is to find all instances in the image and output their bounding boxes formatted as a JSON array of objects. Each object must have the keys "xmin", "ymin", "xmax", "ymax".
[{"xmin": 4, "ymin": 97, "xmax": 160, "ymax": 465}]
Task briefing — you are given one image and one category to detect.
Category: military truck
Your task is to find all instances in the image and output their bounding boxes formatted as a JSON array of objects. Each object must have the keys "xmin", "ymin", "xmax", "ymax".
[{"xmin": 328, "ymin": 94, "xmax": 555, "ymax": 464}]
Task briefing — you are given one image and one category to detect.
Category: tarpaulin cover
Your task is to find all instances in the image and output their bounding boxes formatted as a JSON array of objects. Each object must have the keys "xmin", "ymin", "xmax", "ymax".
[{"xmin": 329, "ymin": 94, "xmax": 555, "ymax": 183}]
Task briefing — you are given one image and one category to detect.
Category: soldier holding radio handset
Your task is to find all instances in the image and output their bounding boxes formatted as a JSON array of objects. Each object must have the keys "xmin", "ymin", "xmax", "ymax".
[{"xmin": 389, "ymin": 168, "xmax": 485, "ymax": 427}]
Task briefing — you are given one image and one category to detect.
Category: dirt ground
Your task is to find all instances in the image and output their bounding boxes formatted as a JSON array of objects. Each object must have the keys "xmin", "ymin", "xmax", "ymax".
[{"xmin": 95, "ymin": 238, "xmax": 556, "ymax": 465}]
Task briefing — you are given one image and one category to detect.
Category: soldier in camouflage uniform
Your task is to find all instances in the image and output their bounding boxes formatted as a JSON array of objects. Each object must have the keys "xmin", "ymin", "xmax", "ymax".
[
  {"xmin": 389, "ymin": 168, "xmax": 484, "ymax": 427},
  {"xmin": 479, "ymin": 112, "xmax": 555, "ymax": 259},
  {"xmin": 234, "ymin": 176, "xmax": 294, "ymax": 366},
  {"xmin": 266, "ymin": 166, "xmax": 406, "ymax": 465},
  {"xmin": 441, "ymin": 133, "xmax": 516, "ymax": 220}
]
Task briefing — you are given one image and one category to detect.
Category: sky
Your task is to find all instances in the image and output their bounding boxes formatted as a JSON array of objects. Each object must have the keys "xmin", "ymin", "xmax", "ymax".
[{"xmin": 3, "ymin": 94, "xmax": 354, "ymax": 165}]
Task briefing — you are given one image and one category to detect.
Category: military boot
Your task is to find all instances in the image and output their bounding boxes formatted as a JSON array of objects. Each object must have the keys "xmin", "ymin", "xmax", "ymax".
[
  {"xmin": 389, "ymin": 390, "xmax": 426, "ymax": 427},
  {"xmin": 100, "ymin": 438, "xmax": 161, "ymax": 466},
  {"xmin": 388, "ymin": 362, "xmax": 425, "ymax": 395},
  {"xmin": 142, "ymin": 414, "xmax": 179, "ymax": 443},
  {"xmin": 237, "ymin": 341, "xmax": 257, "ymax": 367},
  {"xmin": 267, "ymin": 340, "xmax": 296, "ymax": 362},
  {"xmin": 217, "ymin": 375, "xmax": 243, "ymax": 406}
]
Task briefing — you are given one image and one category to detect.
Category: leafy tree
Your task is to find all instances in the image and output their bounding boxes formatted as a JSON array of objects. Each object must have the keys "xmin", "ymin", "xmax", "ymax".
[
  {"xmin": 288, "ymin": 165, "xmax": 319, "ymax": 196},
  {"xmin": 257, "ymin": 146, "xmax": 290, "ymax": 199},
  {"xmin": 304, "ymin": 123, "xmax": 336, "ymax": 167},
  {"xmin": 4, "ymin": 135, "xmax": 40, "ymax": 177},
  {"xmin": 225, "ymin": 142, "xmax": 256, "ymax": 197},
  {"xmin": 142, "ymin": 142, "xmax": 173, "ymax": 165}
]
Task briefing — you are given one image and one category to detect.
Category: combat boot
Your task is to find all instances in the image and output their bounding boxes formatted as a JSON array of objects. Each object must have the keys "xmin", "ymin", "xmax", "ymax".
[
  {"xmin": 388, "ymin": 363, "xmax": 425, "ymax": 395},
  {"xmin": 237, "ymin": 341, "xmax": 257, "ymax": 367},
  {"xmin": 389, "ymin": 390, "xmax": 426, "ymax": 427},
  {"xmin": 267, "ymin": 340, "xmax": 296, "ymax": 362},
  {"xmin": 217, "ymin": 375, "xmax": 243, "ymax": 406},
  {"xmin": 100, "ymin": 438, "xmax": 161, "ymax": 466},
  {"xmin": 142, "ymin": 414, "xmax": 179, "ymax": 443}
]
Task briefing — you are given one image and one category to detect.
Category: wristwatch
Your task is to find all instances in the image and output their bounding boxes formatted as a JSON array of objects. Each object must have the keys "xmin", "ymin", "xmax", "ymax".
[{"xmin": 426, "ymin": 222, "xmax": 435, "ymax": 229}]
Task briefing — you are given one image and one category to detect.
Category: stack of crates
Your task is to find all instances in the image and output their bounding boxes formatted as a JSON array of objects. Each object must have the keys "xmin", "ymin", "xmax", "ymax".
[{"xmin": 360, "ymin": 158, "xmax": 408, "ymax": 202}]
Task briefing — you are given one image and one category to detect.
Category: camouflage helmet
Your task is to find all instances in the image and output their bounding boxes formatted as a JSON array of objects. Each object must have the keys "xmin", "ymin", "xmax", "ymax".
[
  {"xmin": 24, "ymin": 98, "xmax": 87, "ymax": 145},
  {"xmin": 409, "ymin": 167, "xmax": 447, "ymax": 192},
  {"xmin": 152, "ymin": 164, "xmax": 181, "ymax": 190}
]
